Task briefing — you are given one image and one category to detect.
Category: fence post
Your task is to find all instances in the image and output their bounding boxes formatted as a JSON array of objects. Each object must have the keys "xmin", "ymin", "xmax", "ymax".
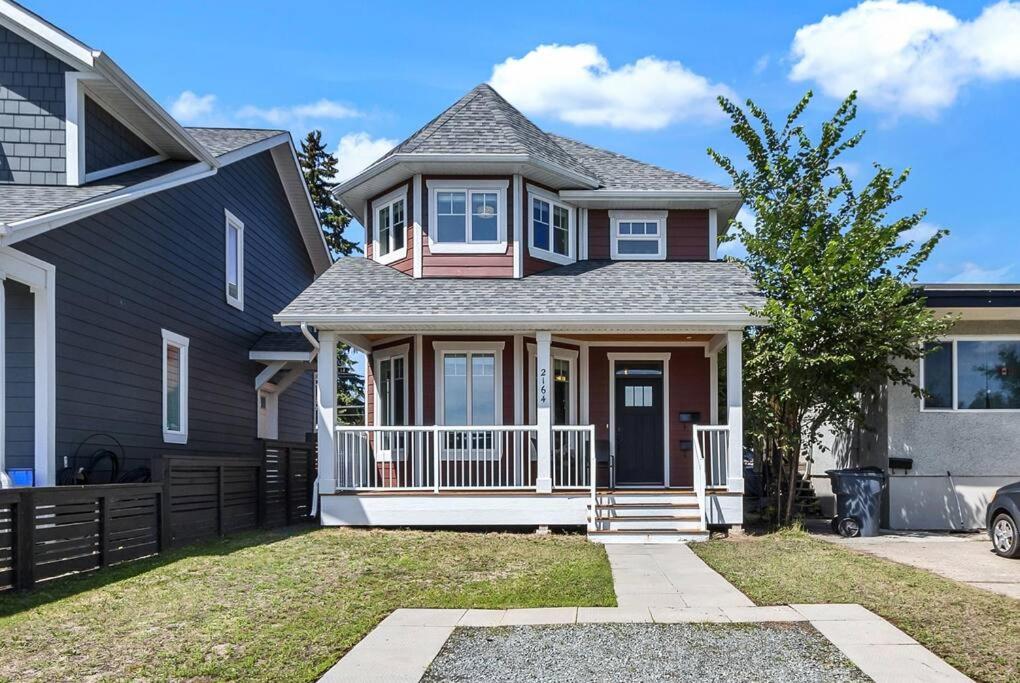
[
  {"xmin": 99, "ymin": 493, "xmax": 112, "ymax": 568},
  {"xmin": 217, "ymin": 465, "xmax": 225, "ymax": 537},
  {"xmin": 283, "ymin": 446, "xmax": 292, "ymax": 526},
  {"xmin": 257, "ymin": 441, "xmax": 267, "ymax": 529},
  {"xmin": 15, "ymin": 489, "xmax": 35, "ymax": 591},
  {"xmin": 161, "ymin": 457, "xmax": 173, "ymax": 548}
]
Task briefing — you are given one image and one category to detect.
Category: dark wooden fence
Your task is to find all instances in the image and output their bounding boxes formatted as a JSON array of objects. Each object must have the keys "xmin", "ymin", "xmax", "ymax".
[{"xmin": 1, "ymin": 440, "xmax": 317, "ymax": 591}]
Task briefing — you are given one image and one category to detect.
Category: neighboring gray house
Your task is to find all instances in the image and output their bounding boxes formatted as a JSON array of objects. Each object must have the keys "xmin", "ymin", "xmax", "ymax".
[
  {"xmin": 811, "ymin": 284, "xmax": 1020, "ymax": 530},
  {"xmin": 1, "ymin": 1, "xmax": 331, "ymax": 485}
]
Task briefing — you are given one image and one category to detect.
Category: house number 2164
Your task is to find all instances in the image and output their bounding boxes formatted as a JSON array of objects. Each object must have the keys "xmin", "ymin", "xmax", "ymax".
[{"xmin": 538, "ymin": 368, "xmax": 549, "ymax": 408}]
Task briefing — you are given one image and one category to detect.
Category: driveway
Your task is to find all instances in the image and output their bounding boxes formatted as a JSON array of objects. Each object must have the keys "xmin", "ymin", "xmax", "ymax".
[{"xmin": 808, "ymin": 522, "xmax": 1020, "ymax": 599}]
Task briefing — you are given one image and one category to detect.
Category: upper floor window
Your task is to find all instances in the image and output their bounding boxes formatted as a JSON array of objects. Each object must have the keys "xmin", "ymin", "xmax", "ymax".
[
  {"xmin": 528, "ymin": 186, "xmax": 574, "ymax": 265},
  {"xmin": 224, "ymin": 209, "xmax": 244, "ymax": 310},
  {"xmin": 427, "ymin": 179, "xmax": 508, "ymax": 254},
  {"xmin": 610, "ymin": 210, "xmax": 667, "ymax": 260},
  {"xmin": 372, "ymin": 188, "xmax": 408, "ymax": 265},
  {"xmin": 922, "ymin": 338, "xmax": 1020, "ymax": 411}
]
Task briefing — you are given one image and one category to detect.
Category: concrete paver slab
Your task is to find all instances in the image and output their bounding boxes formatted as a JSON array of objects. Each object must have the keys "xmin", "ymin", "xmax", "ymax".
[
  {"xmin": 791, "ymin": 603, "xmax": 881, "ymax": 621},
  {"xmin": 834, "ymin": 643, "xmax": 972, "ymax": 682},
  {"xmin": 649, "ymin": 606, "xmax": 730, "ymax": 623},
  {"xmin": 320, "ymin": 625, "xmax": 453, "ymax": 683},
  {"xmin": 501, "ymin": 607, "xmax": 577, "ymax": 625},
  {"xmin": 722, "ymin": 605, "xmax": 808, "ymax": 622},
  {"xmin": 382, "ymin": 608, "xmax": 466, "ymax": 627},
  {"xmin": 616, "ymin": 592, "xmax": 689, "ymax": 608},
  {"xmin": 458, "ymin": 609, "xmax": 506, "ymax": 626},
  {"xmin": 812, "ymin": 617, "xmax": 918, "ymax": 646},
  {"xmin": 577, "ymin": 607, "xmax": 652, "ymax": 623}
]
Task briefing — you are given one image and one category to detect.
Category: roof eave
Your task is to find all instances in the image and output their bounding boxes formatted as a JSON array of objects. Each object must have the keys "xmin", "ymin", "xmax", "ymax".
[{"xmin": 274, "ymin": 311, "xmax": 766, "ymax": 330}]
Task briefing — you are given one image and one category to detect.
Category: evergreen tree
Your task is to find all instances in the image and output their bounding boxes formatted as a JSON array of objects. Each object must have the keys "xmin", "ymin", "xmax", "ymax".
[{"xmin": 299, "ymin": 130, "xmax": 364, "ymax": 421}]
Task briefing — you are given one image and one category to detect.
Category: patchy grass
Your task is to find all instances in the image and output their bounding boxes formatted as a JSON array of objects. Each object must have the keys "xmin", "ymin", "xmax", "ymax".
[
  {"xmin": 692, "ymin": 528, "xmax": 1020, "ymax": 683},
  {"xmin": 0, "ymin": 527, "xmax": 614, "ymax": 682}
]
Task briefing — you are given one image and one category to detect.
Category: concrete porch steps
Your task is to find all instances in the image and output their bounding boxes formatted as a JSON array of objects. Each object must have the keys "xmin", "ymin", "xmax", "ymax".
[
  {"xmin": 588, "ymin": 529, "xmax": 710, "ymax": 544},
  {"xmin": 589, "ymin": 491, "xmax": 706, "ymax": 542}
]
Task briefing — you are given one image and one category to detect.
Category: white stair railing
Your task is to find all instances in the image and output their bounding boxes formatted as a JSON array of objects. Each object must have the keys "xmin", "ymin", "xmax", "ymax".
[{"xmin": 692, "ymin": 425, "xmax": 731, "ymax": 529}]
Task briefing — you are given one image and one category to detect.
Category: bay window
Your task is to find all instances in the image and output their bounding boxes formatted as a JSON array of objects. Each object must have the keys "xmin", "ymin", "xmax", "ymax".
[
  {"xmin": 610, "ymin": 210, "xmax": 667, "ymax": 260},
  {"xmin": 922, "ymin": 338, "xmax": 1020, "ymax": 410},
  {"xmin": 528, "ymin": 186, "xmax": 574, "ymax": 264},
  {"xmin": 427, "ymin": 180, "xmax": 508, "ymax": 253},
  {"xmin": 372, "ymin": 188, "xmax": 407, "ymax": 264}
]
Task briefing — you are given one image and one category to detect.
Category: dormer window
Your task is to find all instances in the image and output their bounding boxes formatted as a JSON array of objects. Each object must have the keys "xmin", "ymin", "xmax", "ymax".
[
  {"xmin": 528, "ymin": 185, "xmax": 574, "ymax": 265},
  {"xmin": 372, "ymin": 187, "xmax": 408, "ymax": 265},
  {"xmin": 427, "ymin": 179, "xmax": 508, "ymax": 254},
  {"xmin": 610, "ymin": 210, "xmax": 667, "ymax": 260}
]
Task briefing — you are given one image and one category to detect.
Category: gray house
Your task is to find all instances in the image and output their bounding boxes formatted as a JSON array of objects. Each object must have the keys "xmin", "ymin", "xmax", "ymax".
[
  {"xmin": 811, "ymin": 284, "xmax": 1020, "ymax": 530},
  {"xmin": 1, "ymin": 1, "xmax": 331, "ymax": 485}
]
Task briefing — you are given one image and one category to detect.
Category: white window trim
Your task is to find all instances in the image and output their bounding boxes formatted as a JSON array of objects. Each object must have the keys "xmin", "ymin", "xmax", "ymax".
[
  {"xmin": 257, "ymin": 389, "xmax": 279, "ymax": 440},
  {"xmin": 373, "ymin": 343, "xmax": 410, "ymax": 462},
  {"xmin": 609, "ymin": 210, "xmax": 668, "ymax": 261},
  {"xmin": 920, "ymin": 335, "xmax": 1020, "ymax": 413},
  {"xmin": 434, "ymin": 341, "xmax": 505, "ymax": 461},
  {"xmin": 162, "ymin": 329, "xmax": 189, "ymax": 444},
  {"xmin": 527, "ymin": 343, "xmax": 578, "ymax": 425},
  {"xmin": 371, "ymin": 186, "xmax": 409, "ymax": 266},
  {"xmin": 224, "ymin": 209, "xmax": 245, "ymax": 310},
  {"xmin": 427, "ymin": 179, "xmax": 509, "ymax": 254},
  {"xmin": 527, "ymin": 184, "xmax": 575, "ymax": 265}
]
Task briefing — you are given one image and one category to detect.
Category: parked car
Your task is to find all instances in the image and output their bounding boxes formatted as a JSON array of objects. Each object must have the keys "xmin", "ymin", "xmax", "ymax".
[{"xmin": 987, "ymin": 482, "xmax": 1020, "ymax": 558}]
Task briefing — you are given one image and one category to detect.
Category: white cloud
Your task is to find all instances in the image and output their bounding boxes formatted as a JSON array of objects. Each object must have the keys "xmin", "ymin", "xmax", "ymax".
[
  {"xmin": 899, "ymin": 221, "xmax": 939, "ymax": 244},
  {"xmin": 489, "ymin": 43, "xmax": 734, "ymax": 130},
  {"xmin": 789, "ymin": 1, "xmax": 1020, "ymax": 117},
  {"xmin": 335, "ymin": 132, "xmax": 397, "ymax": 182},
  {"xmin": 947, "ymin": 261, "xmax": 1014, "ymax": 283},
  {"xmin": 170, "ymin": 91, "xmax": 217, "ymax": 123},
  {"xmin": 753, "ymin": 55, "xmax": 770, "ymax": 75},
  {"xmin": 236, "ymin": 99, "xmax": 361, "ymax": 127}
]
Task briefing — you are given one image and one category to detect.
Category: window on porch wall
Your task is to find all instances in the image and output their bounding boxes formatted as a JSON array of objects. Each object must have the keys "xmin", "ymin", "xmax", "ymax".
[
  {"xmin": 377, "ymin": 355, "xmax": 405, "ymax": 453},
  {"xmin": 443, "ymin": 352, "xmax": 496, "ymax": 451}
]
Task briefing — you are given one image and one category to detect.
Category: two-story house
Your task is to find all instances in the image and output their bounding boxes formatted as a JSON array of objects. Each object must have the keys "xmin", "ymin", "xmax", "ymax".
[
  {"xmin": 278, "ymin": 84, "xmax": 762, "ymax": 542},
  {"xmin": 0, "ymin": 1, "xmax": 330, "ymax": 487}
]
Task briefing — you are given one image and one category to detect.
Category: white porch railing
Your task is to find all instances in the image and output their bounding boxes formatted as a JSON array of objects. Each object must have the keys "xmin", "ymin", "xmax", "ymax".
[
  {"xmin": 335, "ymin": 425, "xmax": 594, "ymax": 492},
  {"xmin": 692, "ymin": 424, "xmax": 731, "ymax": 528}
]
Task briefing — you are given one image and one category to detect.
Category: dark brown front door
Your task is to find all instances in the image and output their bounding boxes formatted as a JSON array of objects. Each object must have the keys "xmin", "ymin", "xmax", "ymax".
[{"xmin": 614, "ymin": 362, "xmax": 664, "ymax": 486}]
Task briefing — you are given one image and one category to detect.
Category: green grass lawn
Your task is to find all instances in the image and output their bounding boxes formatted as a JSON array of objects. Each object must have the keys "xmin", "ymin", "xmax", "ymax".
[
  {"xmin": 0, "ymin": 527, "xmax": 615, "ymax": 682},
  {"xmin": 692, "ymin": 528, "xmax": 1020, "ymax": 683}
]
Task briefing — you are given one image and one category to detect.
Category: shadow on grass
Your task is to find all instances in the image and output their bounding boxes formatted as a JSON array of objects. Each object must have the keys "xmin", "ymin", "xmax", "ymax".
[{"xmin": 0, "ymin": 523, "xmax": 319, "ymax": 619}]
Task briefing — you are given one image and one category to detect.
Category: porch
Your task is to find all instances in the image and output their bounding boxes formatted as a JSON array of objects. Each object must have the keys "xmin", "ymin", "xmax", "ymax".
[{"xmin": 315, "ymin": 330, "xmax": 746, "ymax": 540}]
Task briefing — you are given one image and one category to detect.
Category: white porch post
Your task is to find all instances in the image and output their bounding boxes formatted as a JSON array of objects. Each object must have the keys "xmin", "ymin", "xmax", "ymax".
[
  {"xmin": 726, "ymin": 329, "xmax": 744, "ymax": 493},
  {"xmin": 317, "ymin": 331, "xmax": 338, "ymax": 493},
  {"xmin": 535, "ymin": 331, "xmax": 553, "ymax": 493},
  {"xmin": 0, "ymin": 275, "xmax": 5, "ymax": 474}
]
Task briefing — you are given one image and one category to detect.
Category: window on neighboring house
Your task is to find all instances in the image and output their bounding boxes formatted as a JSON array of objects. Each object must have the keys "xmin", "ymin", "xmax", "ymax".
[
  {"xmin": 162, "ymin": 329, "xmax": 189, "ymax": 443},
  {"xmin": 225, "ymin": 209, "xmax": 244, "ymax": 309},
  {"xmin": 610, "ymin": 211, "xmax": 667, "ymax": 260},
  {"xmin": 427, "ymin": 180, "xmax": 508, "ymax": 253},
  {"xmin": 922, "ymin": 338, "xmax": 1020, "ymax": 410},
  {"xmin": 528, "ymin": 187, "xmax": 574, "ymax": 264},
  {"xmin": 372, "ymin": 189, "xmax": 407, "ymax": 264}
]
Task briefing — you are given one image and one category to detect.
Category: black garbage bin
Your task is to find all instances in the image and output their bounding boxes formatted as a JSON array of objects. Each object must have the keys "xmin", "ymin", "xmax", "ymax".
[{"xmin": 825, "ymin": 467, "xmax": 886, "ymax": 537}]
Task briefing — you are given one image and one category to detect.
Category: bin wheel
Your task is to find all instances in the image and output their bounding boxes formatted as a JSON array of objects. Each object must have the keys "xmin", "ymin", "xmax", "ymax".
[{"xmin": 837, "ymin": 517, "xmax": 861, "ymax": 538}]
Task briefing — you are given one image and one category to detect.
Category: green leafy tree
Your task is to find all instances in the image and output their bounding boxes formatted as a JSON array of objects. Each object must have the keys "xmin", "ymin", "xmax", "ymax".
[
  {"xmin": 708, "ymin": 91, "xmax": 954, "ymax": 525},
  {"xmin": 299, "ymin": 130, "xmax": 364, "ymax": 422}
]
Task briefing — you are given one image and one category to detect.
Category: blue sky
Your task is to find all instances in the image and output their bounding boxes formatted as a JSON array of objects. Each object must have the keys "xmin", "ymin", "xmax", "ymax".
[{"xmin": 31, "ymin": 0, "xmax": 1020, "ymax": 283}]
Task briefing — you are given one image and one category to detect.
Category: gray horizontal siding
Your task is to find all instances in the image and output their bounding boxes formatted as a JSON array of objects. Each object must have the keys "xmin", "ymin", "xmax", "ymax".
[
  {"xmin": 4, "ymin": 279, "xmax": 34, "ymax": 471},
  {"xmin": 84, "ymin": 95, "xmax": 156, "ymax": 174},
  {"xmin": 17, "ymin": 149, "xmax": 316, "ymax": 475},
  {"xmin": 0, "ymin": 26, "xmax": 69, "ymax": 185}
]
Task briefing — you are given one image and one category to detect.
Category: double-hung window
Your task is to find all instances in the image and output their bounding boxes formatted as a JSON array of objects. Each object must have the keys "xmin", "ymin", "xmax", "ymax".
[
  {"xmin": 610, "ymin": 210, "xmax": 667, "ymax": 260},
  {"xmin": 225, "ymin": 209, "xmax": 244, "ymax": 309},
  {"xmin": 922, "ymin": 338, "xmax": 1020, "ymax": 411},
  {"xmin": 372, "ymin": 188, "xmax": 407, "ymax": 264},
  {"xmin": 374, "ymin": 344, "xmax": 408, "ymax": 459},
  {"xmin": 427, "ymin": 180, "xmax": 508, "ymax": 253},
  {"xmin": 528, "ymin": 186, "xmax": 574, "ymax": 264},
  {"xmin": 162, "ymin": 329, "xmax": 189, "ymax": 444}
]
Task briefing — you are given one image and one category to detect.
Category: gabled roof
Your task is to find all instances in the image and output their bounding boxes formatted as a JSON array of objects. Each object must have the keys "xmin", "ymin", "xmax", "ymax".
[
  {"xmin": 276, "ymin": 257, "xmax": 763, "ymax": 330},
  {"xmin": 334, "ymin": 83, "xmax": 741, "ymax": 224}
]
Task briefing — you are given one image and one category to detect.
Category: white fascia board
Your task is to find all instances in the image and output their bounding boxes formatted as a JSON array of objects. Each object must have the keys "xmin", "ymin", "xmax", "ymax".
[
  {"xmin": 558, "ymin": 189, "xmax": 743, "ymax": 201},
  {"xmin": 0, "ymin": 1, "xmax": 96, "ymax": 69},
  {"xmin": 93, "ymin": 54, "xmax": 217, "ymax": 166},
  {"xmin": 249, "ymin": 351, "xmax": 314, "ymax": 362},
  {"xmin": 275, "ymin": 312, "xmax": 767, "ymax": 328}
]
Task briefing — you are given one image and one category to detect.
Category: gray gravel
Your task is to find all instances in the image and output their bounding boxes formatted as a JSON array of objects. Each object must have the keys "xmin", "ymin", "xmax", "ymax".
[{"xmin": 422, "ymin": 623, "xmax": 869, "ymax": 683}]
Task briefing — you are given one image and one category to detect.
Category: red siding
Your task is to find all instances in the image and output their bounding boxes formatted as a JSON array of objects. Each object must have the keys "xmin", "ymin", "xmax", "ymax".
[
  {"xmin": 587, "ymin": 209, "xmax": 610, "ymax": 259},
  {"xmin": 666, "ymin": 209, "xmax": 709, "ymax": 260},
  {"xmin": 421, "ymin": 175, "xmax": 514, "ymax": 278}
]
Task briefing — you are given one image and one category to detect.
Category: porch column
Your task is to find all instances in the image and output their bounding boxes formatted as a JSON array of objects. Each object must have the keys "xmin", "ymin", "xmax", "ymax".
[
  {"xmin": 726, "ymin": 330, "xmax": 744, "ymax": 493},
  {"xmin": 0, "ymin": 275, "xmax": 5, "ymax": 474},
  {"xmin": 535, "ymin": 331, "xmax": 553, "ymax": 493},
  {"xmin": 317, "ymin": 331, "xmax": 338, "ymax": 493}
]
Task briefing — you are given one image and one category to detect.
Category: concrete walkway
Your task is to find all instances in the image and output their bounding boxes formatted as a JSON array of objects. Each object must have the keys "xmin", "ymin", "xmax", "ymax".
[{"xmin": 319, "ymin": 543, "xmax": 972, "ymax": 683}]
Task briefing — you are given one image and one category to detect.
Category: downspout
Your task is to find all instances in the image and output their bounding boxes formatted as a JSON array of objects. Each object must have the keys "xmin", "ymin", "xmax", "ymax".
[{"xmin": 301, "ymin": 323, "xmax": 322, "ymax": 516}]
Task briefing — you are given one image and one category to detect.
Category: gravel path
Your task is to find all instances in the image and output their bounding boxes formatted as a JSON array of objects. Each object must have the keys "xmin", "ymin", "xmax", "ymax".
[{"xmin": 422, "ymin": 623, "xmax": 869, "ymax": 683}]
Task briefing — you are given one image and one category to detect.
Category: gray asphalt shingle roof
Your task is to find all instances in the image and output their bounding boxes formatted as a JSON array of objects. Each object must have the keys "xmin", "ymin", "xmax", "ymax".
[
  {"xmin": 0, "ymin": 128, "xmax": 283, "ymax": 225},
  {"xmin": 278, "ymin": 257, "xmax": 761, "ymax": 320},
  {"xmin": 368, "ymin": 83, "xmax": 727, "ymax": 193}
]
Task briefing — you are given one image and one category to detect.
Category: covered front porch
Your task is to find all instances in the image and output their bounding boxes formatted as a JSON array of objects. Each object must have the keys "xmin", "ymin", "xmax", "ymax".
[{"xmin": 314, "ymin": 329, "xmax": 746, "ymax": 539}]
